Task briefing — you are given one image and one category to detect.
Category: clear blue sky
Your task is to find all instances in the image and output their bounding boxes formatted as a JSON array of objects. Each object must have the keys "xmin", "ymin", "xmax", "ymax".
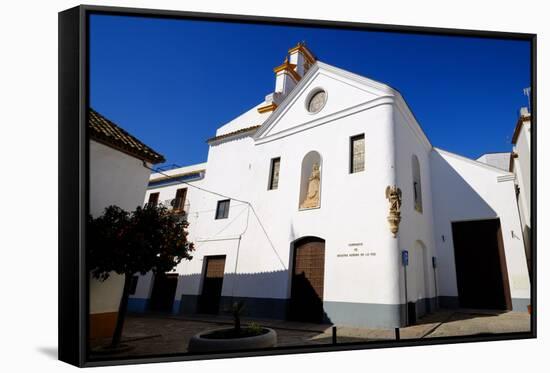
[{"xmin": 90, "ymin": 14, "xmax": 531, "ymax": 167}]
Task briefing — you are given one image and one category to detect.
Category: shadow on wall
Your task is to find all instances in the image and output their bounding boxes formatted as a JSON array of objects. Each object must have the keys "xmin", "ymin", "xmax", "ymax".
[
  {"xmin": 161, "ymin": 269, "xmax": 331, "ymax": 324},
  {"xmin": 431, "ymin": 150, "xmax": 498, "ymax": 221}
]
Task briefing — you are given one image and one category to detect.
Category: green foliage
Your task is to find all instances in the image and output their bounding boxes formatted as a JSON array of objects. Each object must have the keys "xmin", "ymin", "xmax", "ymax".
[
  {"xmin": 248, "ymin": 322, "xmax": 262, "ymax": 335},
  {"xmin": 88, "ymin": 204, "xmax": 195, "ymax": 280},
  {"xmin": 229, "ymin": 301, "xmax": 246, "ymax": 333}
]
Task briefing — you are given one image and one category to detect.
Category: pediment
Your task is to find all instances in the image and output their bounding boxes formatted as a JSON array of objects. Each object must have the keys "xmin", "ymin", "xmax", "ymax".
[{"xmin": 254, "ymin": 62, "xmax": 396, "ymax": 142}]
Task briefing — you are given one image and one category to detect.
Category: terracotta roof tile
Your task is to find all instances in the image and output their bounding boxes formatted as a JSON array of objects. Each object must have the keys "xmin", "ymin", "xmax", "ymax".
[
  {"xmin": 206, "ymin": 125, "xmax": 261, "ymax": 143},
  {"xmin": 89, "ymin": 108, "xmax": 165, "ymax": 164}
]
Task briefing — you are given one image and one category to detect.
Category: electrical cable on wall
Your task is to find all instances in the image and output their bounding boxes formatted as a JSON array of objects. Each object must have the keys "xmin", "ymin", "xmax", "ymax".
[{"xmin": 142, "ymin": 162, "xmax": 287, "ymax": 270}]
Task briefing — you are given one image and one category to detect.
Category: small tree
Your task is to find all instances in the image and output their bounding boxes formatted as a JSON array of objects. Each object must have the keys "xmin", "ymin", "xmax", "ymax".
[
  {"xmin": 88, "ymin": 204, "xmax": 194, "ymax": 348},
  {"xmin": 230, "ymin": 301, "xmax": 246, "ymax": 334}
]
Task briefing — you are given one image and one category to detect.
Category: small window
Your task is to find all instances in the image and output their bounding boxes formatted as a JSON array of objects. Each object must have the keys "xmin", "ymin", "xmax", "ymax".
[
  {"xmin": 129, "ymin": 275, "xmax": 139, "ymax": 295},
  {"xmin": 148, "ymin": 192, "xmax": 159, "ymax": 207},
  {"xmin": 350, "ymin": 134, "xmax": 365, "ymax": 173},
  {"xmin": 307, "ymin": 89, "xmax": 327, "ymax": 113},
  {"xmin": 412, "ymin": 155, "xmax": 423, "ymax": 213},
  {"xmin": 173, "ymin": 188, "xmax": 187, "ymax": 211},
  {"xmin": 268, "ymin": 157, "xmax": 281, "ymax": 190},
  {"xmin": 215, "ymin": 199, "xmax": 230, "ymax": 219}
]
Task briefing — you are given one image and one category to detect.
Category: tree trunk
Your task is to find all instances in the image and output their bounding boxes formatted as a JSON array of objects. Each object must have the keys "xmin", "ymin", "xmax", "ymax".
[
  {"xmin": 235, "ymin": 314, "xmax": 240, "ymax": 334},
  {"xmin": 110, "ymin": 272, "xmax": 132, "ymax": 347}
]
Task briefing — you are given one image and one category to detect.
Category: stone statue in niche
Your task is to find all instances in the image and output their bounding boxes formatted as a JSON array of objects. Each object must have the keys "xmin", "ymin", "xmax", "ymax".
[
  {"xmin": 300, "ymin": 163, "xmax": 321, "ymax": 209},
  {"xmin": 385, "ymin": 185, "xmax": 402, "ymax": 237}
]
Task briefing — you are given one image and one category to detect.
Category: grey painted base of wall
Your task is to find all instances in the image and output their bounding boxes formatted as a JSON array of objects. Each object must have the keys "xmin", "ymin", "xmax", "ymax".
[
  {"xmin": 178, "ymin": 295, "xmax": 289, "ymax": 320},
  {"xmin": 219, "ymin": 296, "xmax": 289, "ymax": 319},
  {"xmin": 438, "ymin": 296, "xmax": 460, "ymax": 309},
  {"xmin": 174, "ymin": 294, "xmax": 531, "ymax": 329},
  {"xmin": 324, "ymin": 301, "xmax": 403, "ymax": 328},
  {"xmin": 511, "ymin": 298, "xmax": 530, "ymax": 312},
  {"xmin": 177, "ymin": 294, "xmax": 409, "ymax": 328},
  {"xmin": 437, "ymin": 296, "xmax": 531, "ymax": 312},
  {"xmin": 180, "ymin": 294, "xmax": 200, "ymax": 315}
]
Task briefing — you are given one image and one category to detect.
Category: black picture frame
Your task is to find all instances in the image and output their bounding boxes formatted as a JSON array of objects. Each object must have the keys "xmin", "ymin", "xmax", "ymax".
[{"xmin": 59, "ymin": 4, "xmax": 536, "ymax": 368}]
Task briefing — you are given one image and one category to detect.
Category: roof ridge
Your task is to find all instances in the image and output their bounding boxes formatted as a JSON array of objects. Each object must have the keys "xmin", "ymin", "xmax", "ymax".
[{"xmin": 89, "ymin": 108, "xmax": 165, "ymax": 164}]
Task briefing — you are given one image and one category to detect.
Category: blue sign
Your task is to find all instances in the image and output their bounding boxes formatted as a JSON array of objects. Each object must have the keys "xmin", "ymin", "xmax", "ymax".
[{"xmin": 402, "ymin": 250, "xmax": 409, "ymax": 266}]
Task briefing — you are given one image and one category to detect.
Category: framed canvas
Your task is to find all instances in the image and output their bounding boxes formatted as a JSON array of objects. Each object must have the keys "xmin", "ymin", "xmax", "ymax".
[{"xmin": 58, "ymin": 4, "xmax": 536, "ymax": 367}]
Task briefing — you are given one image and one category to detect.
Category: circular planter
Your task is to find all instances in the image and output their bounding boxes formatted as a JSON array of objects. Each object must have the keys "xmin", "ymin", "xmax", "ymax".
[{"xmin": 188, "ymin": 327, "xmax": 277, "ymax": 353}]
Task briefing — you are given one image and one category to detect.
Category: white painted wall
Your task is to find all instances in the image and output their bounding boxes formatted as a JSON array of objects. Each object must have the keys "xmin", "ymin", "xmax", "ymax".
[
  {"xmin": 134, "ymin": 61, "xmax": 530, "ymax": 325},
  {"xmin": 476, "ymin": 152, "xmax": 511, "ymax": 171},
  {"xmin": 89, "ymin": 139, "xmax": 153, "ymax": 314},
  {"xmin": 215, "ymin": 103, "xmax": 270, "ymax": 136},
  {"xmin": 138, "ymin": 65, "xmax": 402, "ymax": 313},
  {"xmin": 513, "ymin": 119, "xmax": 531, "ymax": 234},
  {"xmin": 394, "ymin": 103, "xmax": 438, "ymax": 310},
  {"xmin": 89, "ymin": 140, "xmax": 153, "ymax": 217},
  {"xmin": 430, "ymin": 148, "xmax": 530, "ymax": 303}
]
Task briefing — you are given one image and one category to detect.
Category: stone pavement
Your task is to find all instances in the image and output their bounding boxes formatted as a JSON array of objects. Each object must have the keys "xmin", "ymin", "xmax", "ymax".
[{"xmin": 90, "ymin": 309, "xmax": 531, "ymax": 358}]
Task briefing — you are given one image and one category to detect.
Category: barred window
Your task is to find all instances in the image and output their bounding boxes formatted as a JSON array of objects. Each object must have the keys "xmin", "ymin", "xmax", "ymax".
[
  {"xmin": 412, "ymin": 155, "xmax": 423, "ymax": 213},
  {"xmin": 350, "ymin": 134, "xmax": 365, "ymax": 173},
  {"xmin": 268, "ymin": 157, "xmax": 281, "ymax": 190}
]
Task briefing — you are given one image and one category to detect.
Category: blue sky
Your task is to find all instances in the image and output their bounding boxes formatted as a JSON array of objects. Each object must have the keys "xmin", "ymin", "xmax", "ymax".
[{"xmin": 90, "ymin": 14, "xmax": 531, "ymax": 167}]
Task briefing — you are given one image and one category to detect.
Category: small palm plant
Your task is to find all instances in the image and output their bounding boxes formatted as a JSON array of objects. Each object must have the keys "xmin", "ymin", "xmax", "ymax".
[{"xmin": 230, "ymin": 301, "xmax": 246, "ymax": 334}]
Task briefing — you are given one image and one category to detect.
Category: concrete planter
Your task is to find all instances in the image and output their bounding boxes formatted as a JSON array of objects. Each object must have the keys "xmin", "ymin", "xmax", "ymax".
[{"xmin": 188, "ymin": 327, "xmax": 277, "ymax": 353}]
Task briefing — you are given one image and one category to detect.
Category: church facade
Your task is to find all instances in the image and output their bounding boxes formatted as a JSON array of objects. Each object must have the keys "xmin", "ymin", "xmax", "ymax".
[{"xmin": 129, "ymin": 43, "xmax": 531, "ymax": 328}]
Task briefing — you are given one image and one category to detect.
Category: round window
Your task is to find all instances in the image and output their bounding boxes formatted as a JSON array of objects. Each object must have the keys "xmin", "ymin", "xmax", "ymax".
[{"xmin": 307, "ymin": 89, "xmax": 327, "ymax": 113}]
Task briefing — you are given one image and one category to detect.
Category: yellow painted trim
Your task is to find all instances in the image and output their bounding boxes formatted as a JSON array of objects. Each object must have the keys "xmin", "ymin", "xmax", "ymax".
[
  {"xmin": 257, "ymin": 103, "xmax": 278, "ymax": 113},
  {"xmin": 288, "ymin": 43, "xmax": 316, "ymax": 64},
  {"xmin": 274, "ymin": 62, "xmax": 301, "ymax": 82},
  {"xmin": 273, "ymin": 61, "xmax": 297, "ymax": 74}
]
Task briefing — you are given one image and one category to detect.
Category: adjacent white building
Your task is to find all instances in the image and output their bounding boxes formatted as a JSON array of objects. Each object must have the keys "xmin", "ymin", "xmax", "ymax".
[
  {"xmin": 130, "ymin": 43, "xmax": 531, "ymax": 328},
  {"xmin": 476, "ymin": 152, "xmax": 511, "ymax": 171},
  {"xmin": 510, "ymin": 107, "xmax": 532, "ymax": 277},
  {"xmin": 89, "ymin": 108, "xmax": 165, "ymax": 338}
]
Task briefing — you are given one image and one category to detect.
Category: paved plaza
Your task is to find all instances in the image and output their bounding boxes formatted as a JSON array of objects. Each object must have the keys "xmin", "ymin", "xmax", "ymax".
[{"xmin": 90, "ymin": 309, "xmax": 531, "ymax": 358}]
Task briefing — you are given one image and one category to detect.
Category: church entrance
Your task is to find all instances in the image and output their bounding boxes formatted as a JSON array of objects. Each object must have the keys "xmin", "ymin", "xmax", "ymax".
[
  {"xmin": 289, "ymin": 237, "xmax": 325, "ymax": 323},
  {"xmin": 451, "ymin": 219, "xmax": 512, "ymax": 310}
]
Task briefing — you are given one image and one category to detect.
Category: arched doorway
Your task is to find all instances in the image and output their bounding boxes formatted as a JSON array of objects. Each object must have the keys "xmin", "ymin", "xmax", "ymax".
[{"xmin": 289, "ymin": 237, "xmax": 326, "ymax": 323}]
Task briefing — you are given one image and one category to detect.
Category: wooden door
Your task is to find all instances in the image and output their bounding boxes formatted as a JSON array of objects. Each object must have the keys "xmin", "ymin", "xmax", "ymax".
[
  {"xmin": 149, "ymin": 273, "xmax": 178, "ymax": 313},
  {"xmin": 290, "ymin": 237, "xmax": 325, "ymax": 323},
  {"xmin": 199, "ymin": 256, "xmax": 226, "ymax": 314}
]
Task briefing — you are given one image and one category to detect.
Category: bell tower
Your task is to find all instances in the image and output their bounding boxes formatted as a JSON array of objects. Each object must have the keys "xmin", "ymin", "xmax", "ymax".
[{"xmin": 257, "ymin": 42, "xmax": 317, "ymax": 114}]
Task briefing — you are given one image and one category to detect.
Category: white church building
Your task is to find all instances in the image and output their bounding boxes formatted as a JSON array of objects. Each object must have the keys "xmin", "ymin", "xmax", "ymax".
[{"xmin": 128, "ymin": 43, "xmax": 531, "ymax": 328}]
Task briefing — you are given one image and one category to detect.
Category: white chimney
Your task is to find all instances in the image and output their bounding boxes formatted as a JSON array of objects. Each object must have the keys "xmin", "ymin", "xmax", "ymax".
[
  {"xmin": 288, "ymin": 42, "xmax": 316, "ymax": 77},
  {"xmin": 519, "ymin": 106, "xmax": 530, "ymax": 117}
]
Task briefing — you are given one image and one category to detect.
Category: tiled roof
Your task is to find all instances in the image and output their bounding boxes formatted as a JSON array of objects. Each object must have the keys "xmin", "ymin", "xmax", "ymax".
[
  {"xmin": 206, "ymin": 125, "xmax": 261, "ymax": 143},
  {"xmin": 89, "ymin": 108, "xmax": 165, "ymax": 164}
]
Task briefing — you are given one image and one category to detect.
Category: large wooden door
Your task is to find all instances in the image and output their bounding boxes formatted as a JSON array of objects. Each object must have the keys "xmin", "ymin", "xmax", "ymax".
[
  {"xmin": 451, "ymin": 219, "xmax": 512, "ymax": 310},
  {"xmin": 149, "ymin": 273, "xmax": 178, "ymax": 313},
  {"xmin": 199, "ymin": 256, "xmax": 226, "ymax": 314},
  {"xmin": 289, "ymin": 237, "xmax": 325, "ymax": 323}
]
